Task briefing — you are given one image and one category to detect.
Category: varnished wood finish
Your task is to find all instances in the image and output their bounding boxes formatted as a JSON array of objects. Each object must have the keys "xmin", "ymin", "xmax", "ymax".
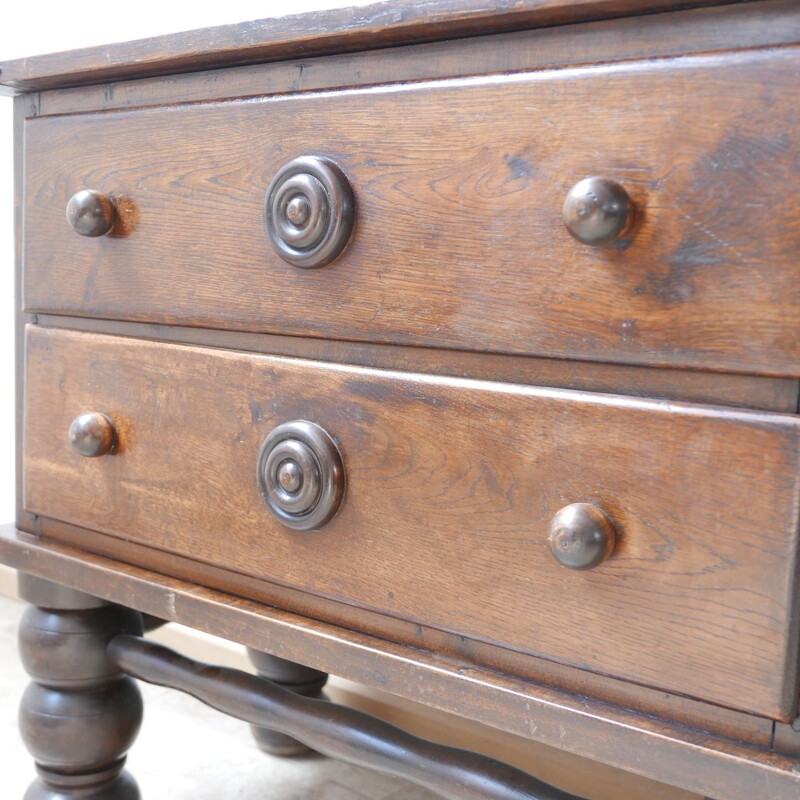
[
  {"xmin": 0, "ymin": 0, "xmax": 748, "ymax": 92},
  {"xmin": 257, "ymin": 420, "xmax": 346, "ymax": 531},
  {"xmin": 17, "ymin": 576, "xmax": 143, "ymax": 799},
  {"xmin": 109, "ymin": 633, "xmax": 588, "ymax": 800},
  {"xmin": 15, "ymin": 93, "xmax": 39, "ymax": 534},
  {"xmin": 65, "ymin": 190, "xmax": 116, "ymax": 238},
  {"xmin": 562, "ymin": 177, "xmax": 634, "ymax": 246},
  {"xmin": 265, "ymin": 156, "xmax": 355, "ymax": 268},
  {"xmin": 32, "ymin": 0, "xmax": 800, "ymax": 119},
  {"xmin": 7, "ymin": 4, "xmax": 800, "ymax": 799},
  {"xmin": 547, "ymin": 504, "xmax": 617, "ymax": 571},
  {"xmin": 32, "ymin": 314, "xmax": 800, "ymax": 413},
  {"xmin": 68, "ymin": 412, "xmax": 116, "ymax": 457},
  {"xmin": 23, "ymin": 326, "xmax": 800, "ymax": 718},
  {"xmin": 246, "ymin": 650, "xmax": 329, "ymax": 757},
  {"xmin": 1, "ymin": 528, "xmax": 797, "ymax": 800},
  {"xmin": 23, "ymin": 512, "xmax": 778, "ymax": 749},
  {"xmin": 23, "ymin": 49, "xmax": 800, "ymax": 375}
]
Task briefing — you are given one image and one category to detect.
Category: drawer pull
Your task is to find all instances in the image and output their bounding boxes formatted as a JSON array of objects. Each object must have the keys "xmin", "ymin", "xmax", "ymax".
[
  {"xmin": 66, "ymin": 190, "xmax": 116, "ymax": 237},
  {"xmin": 548, "ymin": 503, "xmax": 616, "ymax": 570},
  {"xmin": 257, "ymin": 420, "xmax": 345, "ymax": 530},
  {"xmin": 562, "ymin": 177, "xmax": 634, "ymax": 246},
  {"xmin": 264, "ymin": 156, "xmax": 355, "ymax": 268},
  {"xmin": 68, "ymin": 412, "xmax": 116, "ymax": 458}
]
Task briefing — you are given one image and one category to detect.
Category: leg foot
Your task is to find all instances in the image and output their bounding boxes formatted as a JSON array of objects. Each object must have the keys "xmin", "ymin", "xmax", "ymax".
[
  {"xmin": 246, "ymin": 649, "xmax": 328, "ymax": 757},
  {"xmin": 24, "ymin": 767, "xmax": 141, "ymax": 800},
  {"xmin": 17, "ymin": 575, "xmax": 144, "ymax": 799}
]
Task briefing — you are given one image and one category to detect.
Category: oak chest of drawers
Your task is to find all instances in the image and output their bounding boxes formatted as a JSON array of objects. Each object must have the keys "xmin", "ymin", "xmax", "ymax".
[{"xmin": 2, "ymin": 2, "xmax": 800, "ymax": 799}]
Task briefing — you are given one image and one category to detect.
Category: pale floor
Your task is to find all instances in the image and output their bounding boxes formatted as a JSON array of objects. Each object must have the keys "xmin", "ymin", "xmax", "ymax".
[{"xmin": 0, "ymin": 594, "xmax": 435, "ymax": 800}]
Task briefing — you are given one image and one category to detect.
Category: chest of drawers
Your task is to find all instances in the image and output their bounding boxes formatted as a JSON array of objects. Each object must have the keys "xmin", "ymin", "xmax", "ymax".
[{"xmin": 2, "ymin": 2, "xmax": 800, "ymax": 799}]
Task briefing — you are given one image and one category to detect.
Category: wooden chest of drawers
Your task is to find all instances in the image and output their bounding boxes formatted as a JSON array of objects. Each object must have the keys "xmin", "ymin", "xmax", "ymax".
[{"xmin": 3, "ymin": 2, "xmax": 800, "ymax": 799}]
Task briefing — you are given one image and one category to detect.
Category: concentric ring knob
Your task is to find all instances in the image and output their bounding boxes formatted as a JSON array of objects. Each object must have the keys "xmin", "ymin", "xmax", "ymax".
[
  {"xmin": 69, "ymin": 412, "xmax": 116, "ymax": 457},
  {"xmin": 547, "ymin": 503, "xmax": 616, "ymax": 570},
  {"xmin": 562, "ymin": 177, "xmax": 634, "ymax": 246},
  {"xmin": 66, "ymin": 190, "xmax": 116, "ymax": 237},
  {"xmin": 257, "ymin": 420, "xmax": 345, "ymax": 530},
  {"xmin": 264, "ymin": 156, "xmax": 355, "ymax": 268}
]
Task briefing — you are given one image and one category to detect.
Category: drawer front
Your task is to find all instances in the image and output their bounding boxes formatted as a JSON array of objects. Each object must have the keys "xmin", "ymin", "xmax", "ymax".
[
  {"xmin": 23, "ymin": 326, "xmax": 800, "ymax": 717},
  {"xmin": 24, "ymin": 49, "xmax": 800, "ymax": 376}
]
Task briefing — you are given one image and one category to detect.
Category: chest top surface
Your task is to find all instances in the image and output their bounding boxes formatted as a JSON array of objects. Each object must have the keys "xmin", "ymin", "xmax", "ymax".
[{"xmin": 0, "ymin": 0, "xmax": 765, "ymax": 91}]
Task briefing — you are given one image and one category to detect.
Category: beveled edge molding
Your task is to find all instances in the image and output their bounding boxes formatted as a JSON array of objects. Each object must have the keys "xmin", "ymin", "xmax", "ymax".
[
  {"xmin": 0, "ymin": 0, "xmax": 744, "ymax": 93},
  {"xmin": 27, "ymin": 317, "xmax": 800, "ymax": 413},
  {"xmin": 29, "ymin": 0, "xmax": 800, "ymax": 119}
]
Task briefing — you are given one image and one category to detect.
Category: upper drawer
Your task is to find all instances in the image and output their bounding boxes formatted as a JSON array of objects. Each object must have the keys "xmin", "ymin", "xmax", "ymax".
[
  {"xmin": 24, "ymin": 49, "xmax": 800, "ymax": 376},
  {"xmin": 23, "ymin": 326, "xmax": 800, "ymax": 719}
]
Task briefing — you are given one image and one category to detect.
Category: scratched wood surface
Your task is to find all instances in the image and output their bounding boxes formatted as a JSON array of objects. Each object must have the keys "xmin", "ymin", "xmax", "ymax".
[
  {"xmin": 0, "ymin": 0, "xmax": 748, "ymax": 92},
  {"xmin": 20, "ymin": 510, "xmax": 777, "ymax": 748},
  {"xmin": 30, "ymin": 314, "xmax": 800, "ymax": 412},
  {"xmin": 34, "ymin": 0, "xmax": 800, "ymax": 117},
  {"xmin": 23, "ymin": 48, "xmax": 800, "ymax": 376},
  {"xmin": 23, "ymin": 326, "xmax": 800, "ymax": 718}
]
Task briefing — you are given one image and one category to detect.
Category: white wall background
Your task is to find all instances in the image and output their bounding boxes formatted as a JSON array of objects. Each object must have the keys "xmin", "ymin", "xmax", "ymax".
[{"xmin": 0, "ymin": 1, "xmax": 372, "ymax": 524}]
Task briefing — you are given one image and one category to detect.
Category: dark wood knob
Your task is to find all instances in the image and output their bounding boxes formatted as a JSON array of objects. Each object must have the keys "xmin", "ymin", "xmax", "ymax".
[
  {"xmin": 265, "ymin": 156, "xmax": 354, "ymax": 268},
  {"xmin": 563, "ymin": 177, "xmax": 634, "ymax": 246},
  {"xmin": 66, "ymin": 190, "xmax": 117, "ymax": 237},
  {"xmin": 69, "ymin": 412, "xmax": 116, "ymax": 457},
  {"xmin": 548, "ymin": 503, "xmax": 616, "ymax": 570},
  {"xmin": 258, "ymin": 420, "xmax": 345, "ymax": 530}
]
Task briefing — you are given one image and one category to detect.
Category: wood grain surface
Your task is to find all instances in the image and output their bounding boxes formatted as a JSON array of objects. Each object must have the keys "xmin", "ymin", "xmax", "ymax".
[
  {"xmin": 32, "ymin": 314, "xmax": 800, "ymax": 412},
  {"xmin": 0, "ymin": 0, "xmax": 749, "ymax": 92},
  {"xmin": 23, "ymin": 326, "xmax": 800, "ymax": 718},
  {"xmin": 22, "ymin": 513, "xmax": 778, "ymax": 747},
  {"xmin": 4, "ymin": 525, "xmax": 800, "ymax": 800},
  {"xmin": 23, "ymin": 49, "xmax": 800, "ymax": 375},
  {"xmin": 35, "ymin": 0, "xmax": 800, "ymax": 118}
]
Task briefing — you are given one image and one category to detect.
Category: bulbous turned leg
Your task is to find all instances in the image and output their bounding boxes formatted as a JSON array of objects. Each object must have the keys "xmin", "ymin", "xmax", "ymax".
[
  {"xmin": 17, "ymin": 574, "xmax": 144, "ymax": 799},
  {"xmin": 246, "ymin": 649, "xmax": 328, "ymax": 757}
]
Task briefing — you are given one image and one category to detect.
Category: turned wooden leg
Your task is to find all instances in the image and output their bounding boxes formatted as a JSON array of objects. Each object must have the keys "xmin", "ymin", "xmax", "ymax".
[
  {"xmin": 246, "ymin": 648, "xmax": 328, "ymax": 756},
  {"xmin": 17, "ymin": 574, "xmax": 144, "ymax": 800}
]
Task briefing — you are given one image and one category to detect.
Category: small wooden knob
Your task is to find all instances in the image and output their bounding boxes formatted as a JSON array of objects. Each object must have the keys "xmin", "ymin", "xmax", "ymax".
[
  {"xmin": 66, "ymin": 190, "xmax": 116, "ymax": 237},
  {"xmin": 258, "ymin": 420, "xmax": 345, "ymax": 530},
  {"xmin": 548, "ymin": 503, "xmax": 616, "ymax": 570},
  {"xmin": 69, "ymin": 412, "xmax": 116, "ymax": 457},
  {"xmin": 563, "ymin": 177, "xmax": 634, "ymax": 246}
]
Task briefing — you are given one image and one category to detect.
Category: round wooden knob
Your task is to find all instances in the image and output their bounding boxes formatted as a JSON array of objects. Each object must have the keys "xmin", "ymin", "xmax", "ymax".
[
  {"xmin": 562, "ymin": 177, "xmax": 634, "ymax": 246},
  {"xmin": 265, "ymin": 156, "xmax": 355, "ymax": 268},
  {"xmin": 548, "ymin": 503, "xmax": 616, "ymax": 570},
  {"xmin": 257, "ymin": 420, "xmax": 345, "ymax": 530},
  {"xmin": 69, "ymin": 412, "xmax": 116, "ymax": 458},
  {"xmin": 66, "ymin": 190, "xmax": 116, "ymax": 237}
]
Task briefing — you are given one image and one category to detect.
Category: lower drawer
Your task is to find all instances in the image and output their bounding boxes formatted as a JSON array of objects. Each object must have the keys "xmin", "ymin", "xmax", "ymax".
[{"xmin": 23, "ymin": 326, "xmax": 800, "ymax": 718}]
